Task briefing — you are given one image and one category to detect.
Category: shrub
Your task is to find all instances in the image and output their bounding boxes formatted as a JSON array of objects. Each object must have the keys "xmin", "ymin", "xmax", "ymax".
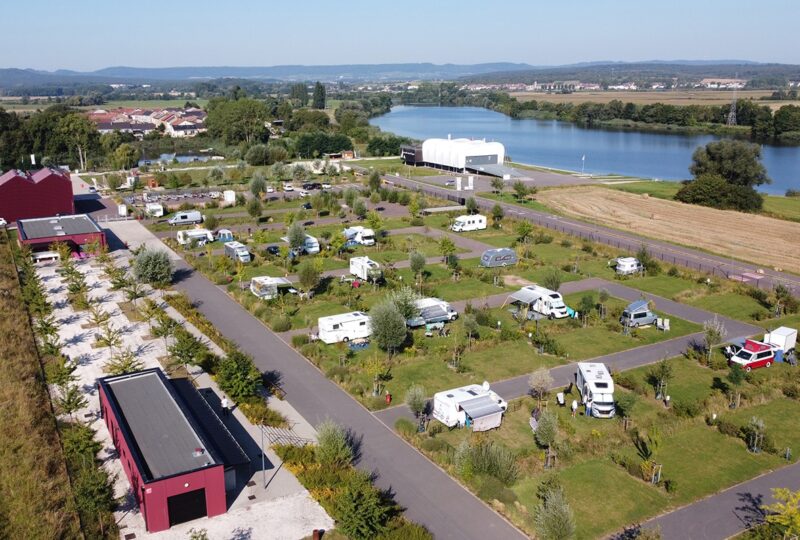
[
  {"xmin": 395, "ymin": 418, "xmax": 416, "ymax": 439},
  {"xmin": 291, "ymin": 334, "xmax": 309, "ymax": 347},
  {"xmin": 420, "ymin": 438, "xmax": 450, "ymax": 453},
  {"xmin": 671, "ymin": 398, "xmax": 703, "ymax": 418},
  {"xmin": 270, "ymin": 315, "xmax": 292, "ymax": 332},
  {"xmin": 534, "ymin": 232, "xmax": 554, "ymax": 244},
  {"xmin": 477, "ymin": 476, "xmax": 518, "ymax": 504},
  {"xmin": 273, "ymin": 443, "xmax": 315, "ymax": 466},
  {"xmin": 215, "ymin": 351, "xmax": 261, "ymax": 401},
  {"xmin": 716, "ymin": 418, "xmax": 740, "ymax": 437},
  {"xmin": 455, "ymin": 440, "xmax": 519, "ymax": 485},
  {"xmin": 326, "ymin": 365, "xmax": 350, "ymax": 383},
  {"xmin": 239, "ymin": 397, "xmax": 288, "ymax": 427},
  {"xmin": 316, "ymin": 420, "xmax": 353, "ymax": 468},
  {"xmin": 783, "ymin": 384, "xmax": 800, "ymax": 399},
  {"xmin": 664, "ymin": 478, "xmax": 678, "ymax": 493},
  {"xmin": 378, "ymin": 519, "xmax": 433, "ymax": 540},
  {"xmin": 133, "ymin": 248, "xmax": 173, "ymax": 286},
  {"xmin": 560, "ymin": 239, "xmax": 572, "ymax": 248},
  {"xmin": 333, "ymin": 470, "xmax": 393, "ymax": 540},
  {"xmin": 667, "ymin": 266, "xmax": 680, "ymax": 277}
]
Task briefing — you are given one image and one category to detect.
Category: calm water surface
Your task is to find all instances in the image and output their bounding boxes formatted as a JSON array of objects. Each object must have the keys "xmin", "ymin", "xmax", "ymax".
[{"xmin": 371, "ymin": 106, "xmax": 799, "ymax": 195}]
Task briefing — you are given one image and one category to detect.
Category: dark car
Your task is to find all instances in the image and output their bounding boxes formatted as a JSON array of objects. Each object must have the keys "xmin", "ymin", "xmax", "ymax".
[
  {"xmin": 301, "ymin": 202, "xmax": 312, "ymax": 210},
  {"xmin": 309, "ymin": 182, "xmax": 322, "ymax": 190},
  {"xmin": 302, "ymin": 183, "xmax": 314, "ymax": 190},
  {"xmin": 265, "ymin": 245, "xmax": 280, "ymax": 256}
]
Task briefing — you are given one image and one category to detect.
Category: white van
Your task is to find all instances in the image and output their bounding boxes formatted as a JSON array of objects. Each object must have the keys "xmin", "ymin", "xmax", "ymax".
[
  {"xmin": 451, "ymin": 214, "xmax": 487, "ymax": 232},
  {"xmin": 317, "ymin": 312, "xmax": 371, "ymax": 344},
  {"xmin": 281, "ymin": 234, "xmax": 320, "ymax": 255},
  {"xmin": 224, "ymin": 241, "xmax": 251, "ymax": 263},
  {"xmin": 507, "ymin": 285, "xmax": 569, "ymax": 319},
  {"xmin": 576, "ymin": 362, "xmax": 615, "ymax": 418},
  {"xmin": 168, "ymin": 210, "xmax": 204, "ymax": 226}
]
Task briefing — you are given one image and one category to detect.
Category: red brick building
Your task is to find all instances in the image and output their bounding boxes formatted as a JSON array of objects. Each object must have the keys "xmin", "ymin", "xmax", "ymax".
[
  {"xmin": 16, "ymin": 214, "xmax": 106, "ymax": 254},
  {"xmin": 98, "ymin": 369, "xmax": 248, "ymax": 532},
  {"xmin": 0, "ymin": 168, "xmax": 74, "ymax": 223}
]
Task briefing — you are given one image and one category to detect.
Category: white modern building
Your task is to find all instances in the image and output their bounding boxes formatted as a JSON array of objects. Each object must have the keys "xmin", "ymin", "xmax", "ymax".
[{"xmin": 402, "ymin": 137, "xmax": 508, "ymax": 176}]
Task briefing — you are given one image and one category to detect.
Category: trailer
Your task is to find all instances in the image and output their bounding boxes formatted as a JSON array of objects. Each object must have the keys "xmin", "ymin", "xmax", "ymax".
[
  {"xmin": 349, "ymin": 256, "xmax": 383, "ymax": 282},
  {"xmin": 451, "ymin": 214, "xmax": 487, "ymax": 232},
  {"xmin": 317, "ymin": 312, "xmax": 371, "ymax": 344},
  {"xmin": 176, "ymin": 228, "xmax": 214, "ymax": 246},
  {"xmin": 343, "ymin": 226, "xmax": 376, "ymax": 247},
  {"xmin": 224, "ymin": 241, "xmax": 251, "ymax": 263},
  {"xmin": 612, "ymin": 257, "xmax": 643, "ymax": 275},
  {"xmin": 281, "ymin": 234, "xmax": 320, "ymax": 255},
  {"xmin": 504, "ymin": 285, "xmax": 569, "ymax": 319},
  {"xmin": 576, "ymin": 362, "xmax": 615, "ymax": 418},
  {"xmin": 480, "ymin": 248, "xmax": 518, "ymax": 268},
  {"xmin": 145, "ymin": 203, "xmax": 164, "ymax": 218},
  {"xmin": 250, "ymin": 276, "xmax": 296, "ymax": 300},
  {"xmin": 432, "ymin": 382, "xmax": 508, "ymax": 432}
]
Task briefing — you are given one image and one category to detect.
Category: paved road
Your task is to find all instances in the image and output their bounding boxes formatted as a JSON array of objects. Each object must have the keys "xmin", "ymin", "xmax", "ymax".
[
  {"xmin": 378, "ymin": 173, "xmax": 800, "ymax": 296},
  {"xmin": 167, "ymin": 259, "xmax": 525, "ymax": 539}
]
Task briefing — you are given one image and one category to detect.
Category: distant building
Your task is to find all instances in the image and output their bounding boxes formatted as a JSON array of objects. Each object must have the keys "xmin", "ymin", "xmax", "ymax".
[
  {"xmin": 0, "ymin": 168, "xmax": 74, "ymax": 223},
  {"xmin": 402, "ymin": 137, "xmax": 512, "ymax": 177},
  {"xmin": 699, "ymin": 78, "xmax": 747, "ymax": 89},
  {"xmin": 98, "ymin": 369, "xmax": 249, "ymax": 532},
  {"xmin": 16, "ymin": 214, "xmax": 106, "ymax": 253},
  {"xmin": 86, "ymin": 107, "xmax": 207, "ymax": 138}
]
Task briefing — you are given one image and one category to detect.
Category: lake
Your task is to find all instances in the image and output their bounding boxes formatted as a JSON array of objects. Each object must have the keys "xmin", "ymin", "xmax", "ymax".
[{"xmin": 371, "ymin": 106, "xmax": 800, "ymax": 196}]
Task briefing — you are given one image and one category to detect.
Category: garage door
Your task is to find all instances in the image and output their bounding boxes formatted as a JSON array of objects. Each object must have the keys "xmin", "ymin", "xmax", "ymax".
[{"xmin": 167, "ymin": 488, "xmax": 207, "ymax": 527}]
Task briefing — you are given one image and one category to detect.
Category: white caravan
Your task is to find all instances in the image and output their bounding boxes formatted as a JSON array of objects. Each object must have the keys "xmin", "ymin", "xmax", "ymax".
[
  {"xmin": 506, "ymin": 285, "xmax": 569, "ymax": 319},
  {"xmin": 250, "ymin": 276, "xmax": 296, "ymax": 300},
  {"xmin": 317, "ymin": 312, "xmax": 371, "ymax": 344},
  {"xmin": 176, "ymin": 228, "xmax": 214, "ymax": 246},
  {"xmin": 612, "ymin": 257, "xmax": 643, "ymax": 276},
  {"xmin": 343, "ymin": 226, "xmax": 376, "ymax": 246},
  {"xmin": 432, "ymin": 382, "xmax": 508, "ymax": 432},
  {"xmin": 576, "ymin": 362, "xmax": 615, "ymax": 418},
  {"xmin": 281, "ymin": 234, "xmax": 320, "ymax": 255},
  {"xmin": 145, "ymin": 203, "xmax": 164, "ymax": 217},
  {"xmin": 451, "ymin": 214, "xmax": 487, "ymax": 232},
  {"xmin": 349, "ymin": 256, "xmax": 383, "ymax": 282},
  {"xmin": 224, "ymin": 241, "xmax": 251, "ymax": 263}
]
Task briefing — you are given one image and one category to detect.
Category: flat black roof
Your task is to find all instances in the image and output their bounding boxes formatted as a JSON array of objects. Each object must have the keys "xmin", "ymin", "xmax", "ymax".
[
  {"xmin": 100, "ymin": 370, "xmax": 219, "ymax": 481},
  {"xmin": 17, "ymin": 214, "xmax": 102, "ymax": 240}
]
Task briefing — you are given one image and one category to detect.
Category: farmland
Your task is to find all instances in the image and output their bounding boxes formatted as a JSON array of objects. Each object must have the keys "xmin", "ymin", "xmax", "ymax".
[
  {"xmin": 510, "ymin": 90, "xmax": 774, "ymax": 107},
  {"xmin": 537, "ymin": 186, "xmax": 800, "ymax": 274}
]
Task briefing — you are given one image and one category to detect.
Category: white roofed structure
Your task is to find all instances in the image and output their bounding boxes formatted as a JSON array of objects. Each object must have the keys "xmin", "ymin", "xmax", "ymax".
[{"xmin": 421, "ymin": 137, "xmax": 505, "ymax": 171}]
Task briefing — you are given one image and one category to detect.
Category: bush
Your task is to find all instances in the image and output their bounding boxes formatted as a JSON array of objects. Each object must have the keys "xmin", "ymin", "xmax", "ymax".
[
  {"xmin": 215, "ymin": 351, "xmax": 261, "ymax": 401},
  {"xmin": 716, "ymin": 418, "xmax": 740, "ymax": 437},
  {"xmin": 420, "ymin": 438, "xmax": 450, "ymax": 453},
  {"xmin": 534, "ymin": 232, "xmax": 554, "ymax": 245},
  {"xmin": 133, "ymin": 248, "xmax": 173, "ymax": 286},
  {"xmin": 273, "ymin": 443, "xmax": 315, "ymax": 466},
  {"xmin": 783, "ymin": 383, "xmax": 800, "ymax": 399},
  {"xmin": 395, "ymin": 418, "xmax": 416, "ymax": 439},
  {"xmin": 333, "ymin": 470, "xmax": 393, "ymax": 540},
  {"xmin": 239, "ymin": 397, "xmax": 288, "ymax": 427},
  {"xmin": 291, "ymin": 334, "xmax": 309, "ymax": 347},
  {"xmin": 378, "ymin": 519, "xmax": 433, "ymax": 540},
  {"xmin": 455, "ymin": 440, "xmax": 519, "ymax": 485},
  {"xmin": 664, "ymin": 478, "xmax": 678, "ymax": 493},
  {"xmin": 270, "ymin": 315, "xmax": 292, "ymax": 332},
  {"xmin": 671, "ymin": 398, "xmax": 703, "ymax": 418},
  {"xmin": 316, "ymin": 420, "xmax": 353, "ymax": 468},
  {"xmin": 477, "ymin": 476, "xmax": 518, "ymax": 504}
]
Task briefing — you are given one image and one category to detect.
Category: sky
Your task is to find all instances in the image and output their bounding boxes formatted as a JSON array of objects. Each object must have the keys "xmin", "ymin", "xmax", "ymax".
[{"xmin": 2, "ymin": 0, "xmax": 798, "ymax": 71}]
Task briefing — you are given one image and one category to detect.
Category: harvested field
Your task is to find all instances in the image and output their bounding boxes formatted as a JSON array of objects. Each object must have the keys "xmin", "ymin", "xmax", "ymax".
[
  {"xmin": 537, "ymin": 186, "xmax": 800, "ymax": 274},
  {"xmin": 510, "ymin": 90, "xmax": 773, "ymax": 106}
]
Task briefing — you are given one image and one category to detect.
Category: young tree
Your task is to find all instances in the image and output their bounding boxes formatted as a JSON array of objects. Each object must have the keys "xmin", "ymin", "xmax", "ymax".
[
  {"xmin": 367, "ymin": 170, "xmax": 382, "ymax": 192},
  {"xmin": 534, "ymin": 411, "xmax": 558, "ymax": 450},
  {"xmin": 152, "ymin": 313, "xmax": 180, "ymax": 352},
  {"xmin": 491, "ymin": 203, "xmax": 505, "ymax": 228},
  {"xmin": 364, "ymin": 354, "xmax": 388, "ymax": 396},
  {"xmin": 216, "ymin": 351, "xmax": 261, "ymax": 401},
  {"xmin": 463, "ymin": 314, "xmax": 479, "ymax": 350},
  {"xmin": 168, "ymin": 328, "xmax": 205, "ymax": 372},
  {"xmin": 204, "ymin": 213, "xmax": 219, "ymax": 231},
  {"xmin": 405, "ymin": 385, "xmax": 427, "ymax": 418},
  {"xmin": 465, "ymin": 197, "xmax": 479, "ymax": 215},
  {"xmin": 315, "ymin": 420, "xmax": 353, "ymax": 468},
  {"xmin": 578, "ymin": 294, "xmax": 595, "ymax": 326},
  {"xmin": 57, "ymin": 384, "xmax": 88, "ymax": 419},
  {"xmin": 649, "ymin": 358, "xmax": 673, "ymax": 400},
  {"xmin": 438, "ymin": 237, "xmax": 456, "ymax": 262},
  {"xmin": 287, "ymin": 221, "xmax": 307, "ymax": 250},
  {"xmin": 727, "ymin": 363, "xmax": 746, "ymax": 409},
  {"xmin": 529, "ymin": 368, "xmax": 554, "ymax": 408},
  {"xmin": 512, "ymin": 180, "xmax": 530, "ymax": 201},
  {"xmin": 103, "ymin": 347, "xmax": 144, "ymax": 376},
  {"xmin": 312, "ymin": 81, "xmax": 326, "ymax": 109},
  {"xmin": 598, "ymin": 288, "xmax": 610, "ymax": 319},
  {"xmin": 137, "ymin": 298, "xmax": 161, "ymax": 332},
  {"xmin": 297, "ymin": 259, "xmax": 321, "ymax": 295},
  {"xmin": 388, "ymin": 286, "xmax": 420, "ymax": 321},
  {"xmin": 353, "ymin": 199, "xmax": 368, "ymax": 220},
  {"xmin": 534, "ymin": 486, "xmax": 576, "ymax": 540},
  {"xmin": 763, "ymin": 487, "xmax": 800, "ymax": 538},
  {"xmin": 615, "ymin": 393, "xmax": 638, "ymax": 428},
  {"xmin": 87, "ymin": 301, "xmax": 111, "ymax": 328},
  {"xmin": 490, "ymin": 177, "xmax": 505, "ymax": 194},
  {"xmin": 409, "ymin": 251, "xmax": 426, "ymax": 289},
  {"xmin": 124, "ymin": 280, "xmax": 146, "ymax": 308},
  {"xmin": 333, "ymin": 470, "xmax": 391, "ymax": 540},
  {"xmin": 250, "ymin": 174, "xmax": 267, "ymax": 198},
  {"xmin": 133, "ymin": 248, "xmax": 173, "ymax": 286},
  {"xmin": 247, "ymin": 197, "xmax": 263, "ymax": 224},
  {"xmin": 366, "ymin": 210, "xmax": 383, "ymax": 235},
  {"xmin": 515, "ymin": 221, "xmax": 533, "ymax": 244},
  {"xmin": 542, "ymin": 267, "xmax": 562, "ymax": 293},
  {"xmin": 370, "ymin": 300, "xmax": 407, "ymax": 355},
  {"xmin": 703, "ymin": 315, "xmax": 728, "ymax": 363},
  {"xmin": 96, "ymin": 322, "xmax": 122, "ymax": 361}
]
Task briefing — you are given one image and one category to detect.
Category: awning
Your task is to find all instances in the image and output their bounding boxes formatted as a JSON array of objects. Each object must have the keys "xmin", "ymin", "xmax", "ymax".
[
  {"xmin": 420, "ymin": 305, "xmax": 448, "ymax": 320},
  {"xmin": 466, "ymin": 163, "xmax": 528, "ymax": 179},
  {"xmin": 460, "ymin": 395, "xmax": 504, "ymax": 420},
  {"xmin": 509, "ymin": 288, "xmax": 541, "ymax": 305}
]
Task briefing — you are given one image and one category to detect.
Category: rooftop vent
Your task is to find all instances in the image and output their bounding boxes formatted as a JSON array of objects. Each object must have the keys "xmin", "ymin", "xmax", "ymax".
[{"xmin": 192, "ymin": 448, "xmax": 205, "ymax": 457}]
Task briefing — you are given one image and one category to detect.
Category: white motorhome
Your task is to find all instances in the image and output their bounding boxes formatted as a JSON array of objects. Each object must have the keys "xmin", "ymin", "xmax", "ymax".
[
  {"xmin": 145, "ymin": 203, "xmax": 164, "ymax": 218},
  {"xmin": 317, "ymin": 312, "xmax": 371, "ymax": 344},
  {"xmin": 281, "ymin": 234, "xmax": 320, "ymax": 255},
  {"xmin": 349, "ymin": 256, "xmax": 383, "ymax": 282},
  {"xmin": 613, "ymin": 257, "xmax": 643, "ymax": 276},
  {"xmin": 576, "ymin": 362, "xmax": 615, "ymax": 418},
  {"xmin": 224, "ymin": 241, "xmax": 251, "ymax": 263},
  {"xmin": 432, "ymin": 382, "xmax": 508, "ymax": 432},
  {"xmin": 250, "ymin": 276, "xmax": 296, "ymax": 300},
  {"xmin": 415, "ymin": 297, "xmax": 458, "ymax": 322},
  {"xmin": 506, "ymin": 285, "xmax": 569, "ymax": 319},
  {"xmin": 451, "ymin": 214, "xmax": 487, "ymax": 232},
  {"xmin": 176, "ymin": 228, "xmax": 214, "ymax": 246},
  {"xmin": 168, "ymin": 210, "xmax": 204, "ymax": 226},
  {"xmin": 343, "ymin": 226, "xmax": 376, "ymax": 246}
]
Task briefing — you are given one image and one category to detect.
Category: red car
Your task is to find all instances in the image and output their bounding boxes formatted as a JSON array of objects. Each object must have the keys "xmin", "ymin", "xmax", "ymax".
[{"xmin": 727, "ymin": 339, "xmax": 776, "ymax": 372}]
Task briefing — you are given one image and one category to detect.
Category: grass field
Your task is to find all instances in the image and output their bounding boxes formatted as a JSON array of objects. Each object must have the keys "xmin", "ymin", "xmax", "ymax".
[
  {"xmin": 538, "ymin": 186, "xmax": 800, "ymax": 274},
  {"xmin": 0, "ymin": 97, "xmax": 209, "ymax": 113},
  {"xmin": 348, "ymin": 158, "xmax": 442, "ymax": 177},
  {"xmin": 510, "ymin": 90, "xmax": 774, "ymax": 107}
]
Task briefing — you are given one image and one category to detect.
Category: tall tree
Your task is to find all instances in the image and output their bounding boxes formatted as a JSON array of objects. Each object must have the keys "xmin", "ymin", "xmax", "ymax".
[
  {"xmin": 689, "ymin": 140, "xmax": 770, "ymax": 188},
  {"xmin": 57, "ymin": 113, "xmax": 96, "ymax": 170},
  {"xmin": 312, "ymin": 81, "xmax": 326, "ymax": 110},
  {"xmin": 290, "ymin": 83, "xmax": 309, "ymax": 107}
]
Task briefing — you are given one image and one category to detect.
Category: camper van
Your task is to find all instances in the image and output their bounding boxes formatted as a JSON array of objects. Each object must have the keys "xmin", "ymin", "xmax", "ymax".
[
  {"xmin": 416, "ymin": 298, "xmax": 458, "ymax": 321},
  {"xmin": 480, "ymin": 248, "xmax": 518, "ymax": 268},
  {"xmin": 168, "ymin": 210, "xmax": 204, "ymax": 226},
  {"xmin": 224, "ymin": 241, "xmax": 251, "ymax": 263},
  {"xmin": 432, "ymin": 382, "xmax": 508, "ymax": 432},
  {"xmin": 620, "ymin": 300, "xmax": 657, "ymax": 328},
  {"xmin": 317, "ymin": 312, "xmax": 371, "ymax": 344},
  {"xmin": 349, "ymin": 257, "xmax": 383, "ymax": 282},
  {"xmin": 506, "ymin": 285, "xmax": 569, "ymax": 319},
  {"xmin": 343, "ymin": 226, "xmax": 376, "ymax": 246},
  {"xmin": 250, "ymin": 276, "xmax": 296, "ymax": 300},
  {"xmin": 281, "ymin": 234, "xmax": 320, "ymax": 255},
  {"xmin": 145, "ymin": 203, "xmax": 164, "ymax": 218},
  {"xmin": 176, "ymin": 228, "xmax": 214, "ymax": 246},
  {"xmin": 613, "ymin": 257, "xmax": 643, "ymax": 276},
  {"xmin": 451, "ymin": 214, "xmax": 487, "ymax": 232},
  {"xmin": 576, "ymin": 362, "xmax": 616, "ymax": 418}
]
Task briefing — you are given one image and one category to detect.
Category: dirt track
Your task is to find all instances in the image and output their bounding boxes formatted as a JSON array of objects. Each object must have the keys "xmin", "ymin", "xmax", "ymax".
[{"xmin": 538, "ymin": 187, "xmax": 800, "ymax": 274}]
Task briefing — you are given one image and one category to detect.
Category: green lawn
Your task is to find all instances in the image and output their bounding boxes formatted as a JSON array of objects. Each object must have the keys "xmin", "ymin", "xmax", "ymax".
[
  {"xmin": 688, "ymin": 292, "xmax": 769, "ymax": 321},
  {"xmin": 622, "ymin": 274, "xmax": 700, "ymax": 299},
  {"xmin": 624, "ymin": 356, "xmax": 721, "ymax": 404},
  {"xmin": 348, "ymin": 158, "xmax": 439, "ymax": 177},
  {"xmin": 724, "ymin": 398, "xmax": 800, "ymax": 453}
]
